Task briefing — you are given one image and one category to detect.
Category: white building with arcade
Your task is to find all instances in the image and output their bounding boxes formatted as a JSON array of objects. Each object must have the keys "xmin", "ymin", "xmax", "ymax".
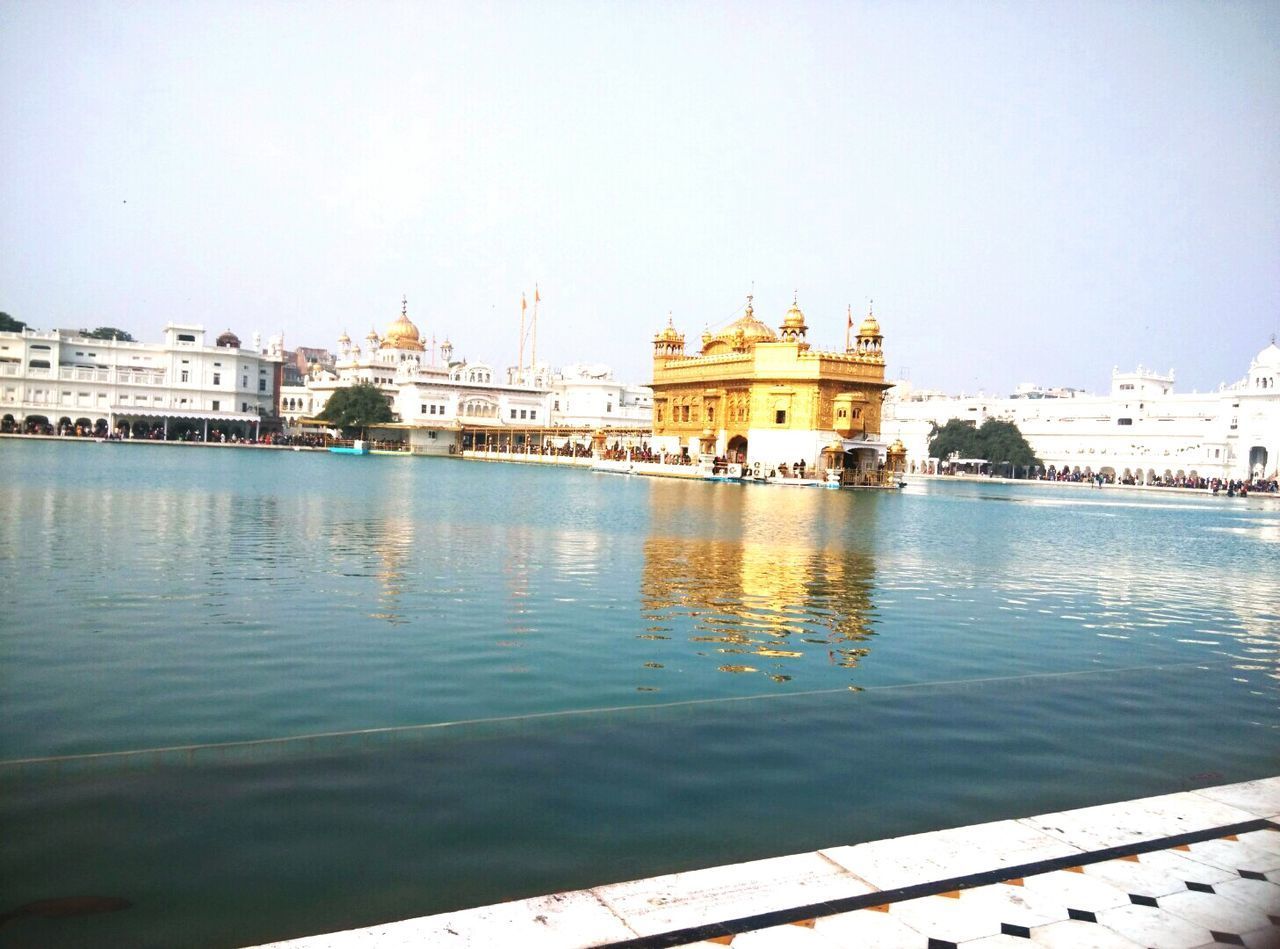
[
  {"xmin": 881, "ymin": 340, "xmax": 1280, "ymax": 484},
  {"xmin": 281, "ymin": 298, "xmax": 651, "ymax": 454},
  {"xmin": 1, "ymin": 323, "xmax": 283, "ymax": 439}
]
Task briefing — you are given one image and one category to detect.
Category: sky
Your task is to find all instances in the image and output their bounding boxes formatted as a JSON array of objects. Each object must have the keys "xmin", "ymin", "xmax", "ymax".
[{"xmin": 2, "ymin": 0, "xmax": 1278, "ymax": 395}]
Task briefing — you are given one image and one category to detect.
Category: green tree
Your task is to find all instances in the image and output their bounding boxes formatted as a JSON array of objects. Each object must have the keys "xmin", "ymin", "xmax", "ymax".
[
  {"xmin": 318, "ymin": 382, "xmax": 394, "ymax": 436},
  {"xmin": 975, "ymin": 419, "xmax": 1040, "ymax": 467},
  {"xmin": 929, "ymin": 417, "xmax": 1041, "ymax": 472},
  {"xmin": 80, "ymin": 326, "xmax": 134, "ymax": 341},
  {"xmin": 0, "ymin": 312, "xmax": 26, "ymax": 332},
  {"xmin": 928, "ymin": 419, "xmax": 981, "ymax": 460}
]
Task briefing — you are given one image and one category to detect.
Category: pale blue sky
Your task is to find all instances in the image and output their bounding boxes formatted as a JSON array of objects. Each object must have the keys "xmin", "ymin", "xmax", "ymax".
[{"xmin": 2, "ymin": 0, "xmax": 1277, "ymax": 394}]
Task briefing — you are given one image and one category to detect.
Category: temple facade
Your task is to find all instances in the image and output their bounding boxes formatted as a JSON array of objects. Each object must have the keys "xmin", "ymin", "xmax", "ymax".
[{"xmin": 650, "ymin": 295, "xmax": 894, "ymax": 476}]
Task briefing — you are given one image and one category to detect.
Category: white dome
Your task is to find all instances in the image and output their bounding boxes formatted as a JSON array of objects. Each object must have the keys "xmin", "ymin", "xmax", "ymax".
[{"xmin": 1253, "ymin": 341, "xmax": 1280, "ymax": 370}]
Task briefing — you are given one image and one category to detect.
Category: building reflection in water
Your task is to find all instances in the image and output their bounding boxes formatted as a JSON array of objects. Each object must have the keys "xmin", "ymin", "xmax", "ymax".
[{"xmin": 641, "ymin": 483, "xmax": 880, "ymax": 684}]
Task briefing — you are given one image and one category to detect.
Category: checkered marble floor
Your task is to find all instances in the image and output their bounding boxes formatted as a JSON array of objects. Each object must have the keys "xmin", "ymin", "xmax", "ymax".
[
  {"xmin": 675, "ymin": 827, "xmax": 1279, "ymax": 948},
  {"xmin": 251, "ymin": 777, "xmax": 1280, "ymax": 949}
]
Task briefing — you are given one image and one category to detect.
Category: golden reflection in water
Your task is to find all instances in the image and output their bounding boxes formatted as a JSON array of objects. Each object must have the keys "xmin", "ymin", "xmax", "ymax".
[{"xmin": 641, "ymin": 483, "xmax": 879, "ymax": 684}]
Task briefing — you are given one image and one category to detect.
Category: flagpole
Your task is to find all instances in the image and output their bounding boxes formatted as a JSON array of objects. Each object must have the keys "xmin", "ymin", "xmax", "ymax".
[
  {"xmin": 845, "ymin": 304, "xmax": 852, "ymax": 352},
  {"xmin": 531, "ymin": 284, "xmax": 540, "ymax": 383},
  {"xmin": 518, "ymin": 292, "xmax": 527, "ymax": 383}
]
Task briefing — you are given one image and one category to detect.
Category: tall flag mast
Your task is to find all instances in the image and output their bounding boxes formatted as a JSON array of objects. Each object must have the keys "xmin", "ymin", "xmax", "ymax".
[
  {"xmin": 518, "ymin": 292, "xmax": 527, "ymax": 381},
  {"xmin": 531, "ymin": 284, "xmax": 540, "ymax": 382},
  {"xmin": 845, "ymin": 304, "xmax": 853, "ymax": 352}
]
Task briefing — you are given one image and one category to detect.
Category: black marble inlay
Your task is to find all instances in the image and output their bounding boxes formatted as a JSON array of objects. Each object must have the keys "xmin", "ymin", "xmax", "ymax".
[
  {"xmin": 1067, "ymin": 907, "xmax": 1097, "ymax": 922},
  {"xmin": 1000, "ymin": 922, "xmax": 1031, "ymax": 938},
  {"xmin": 1185, "ymin": 880, "xmax": 1215, "ymax": 893},
  {"xmin": 926, "ymin": 940, "xmax": 958, "ymax": 949},
  {"xmin": 1239, "ymin": 869, "xmax": 1266, "ymax": 880},
  {"xmin": 1209, "ymin": 933, "xmax": 1245, "ymax": 946},
  {"xmin": 1129, "ymin": 893, "xmax": 1159, "ymax": 907},
  {"xmin": 1270, "ymin": 913, "xmax": 1280, "ymax": 925}
]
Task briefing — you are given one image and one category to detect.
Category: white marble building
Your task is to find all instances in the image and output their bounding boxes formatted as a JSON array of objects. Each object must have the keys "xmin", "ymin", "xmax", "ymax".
[
  {"xmin": 549, "ymin": 363, "xmax": 652, "ymax": 429},
  {"xmin": 0, "ymin": 323, "xmax": 282, "ymax": 438},
  {"xmin": 881, "ymin": 340, "xmax": 1280, "ymax": 482},
  {"xmin": 281, "ymin": 299, "xmax": 575, "ymax": 454}
]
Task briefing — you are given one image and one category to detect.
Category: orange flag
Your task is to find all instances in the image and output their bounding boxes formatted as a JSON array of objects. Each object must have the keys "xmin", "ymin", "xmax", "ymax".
[
  {"xmin": 521, "ymin": 293, "xmax": 527, "ymax": 311},
  {"xmin": 535, "ymin": 285, "xmax": 541, "ymax": 303}
]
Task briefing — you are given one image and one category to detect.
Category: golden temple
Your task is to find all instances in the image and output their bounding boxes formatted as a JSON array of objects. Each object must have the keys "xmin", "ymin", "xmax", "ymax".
[{"xmin": 650, "ymin": 295, "xmax": 896, "ymax": 478}]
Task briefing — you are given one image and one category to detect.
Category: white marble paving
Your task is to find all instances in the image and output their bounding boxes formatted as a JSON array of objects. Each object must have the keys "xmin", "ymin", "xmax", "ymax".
[
  {"xmin": 1019, "ymin": 867, "xmax": 1131, "ymax": 913},
  {"xmin": 822, "ymin": 818, "xmax": 1082, "ymax": 890},
  {"xmin": 1184, "ymin": 836, "xmax": 1280, "ymax": 875},
  {"xmin": 1094, "ymin": 901, "xmax": 1216, "ymax": 949},
  {"xmin": 1081, "ymin": 849, "xmax": 1238, "ymax": 896},
  {"xmin": 1192, "ymin": 777, "xmax": 1280, "ymax": 820},
  {"xmin": 1026, "ymin": 918, "xmax": 1146, "ymax": 948},
  {"xmin": 246, "ymin": 777, "xmax": 1280, "ymax": 949},
  {"xmin": 1022, "ymin": 791, "xmax": 1258, "ymax": 853},
  {"xmin": 590, "ymin": 851, "xmax": 872, "ymax": 938}
]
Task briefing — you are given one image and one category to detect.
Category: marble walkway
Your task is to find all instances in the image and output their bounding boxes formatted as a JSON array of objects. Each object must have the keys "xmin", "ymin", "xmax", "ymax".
[{"xmin": 252, "ymin": 777, "xmax": 1280, "ymax": 949}]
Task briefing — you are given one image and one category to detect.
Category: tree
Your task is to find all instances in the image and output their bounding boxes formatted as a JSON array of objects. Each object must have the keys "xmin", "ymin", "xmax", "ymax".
[
  {"xmin": 318, "ymin": 382, "xmax": 393, "ymax": 436},
  {"xmin": 929, "ymin": 417, "xmax": 1041, "ymax": 470},
  {"xmin": 976, "ymin": 419, "xmax": 1040, "ymax": 467},
  {"xmin": 928, "ymin": 419, "xmax": 981, "ymax": 461},
  {"xmin": 0, "ymin": 312, "xmax": 25, "ymax": 332},
  {"xmin": 80, "ymin": 326, "xmax": 134, "ymax": 341}
]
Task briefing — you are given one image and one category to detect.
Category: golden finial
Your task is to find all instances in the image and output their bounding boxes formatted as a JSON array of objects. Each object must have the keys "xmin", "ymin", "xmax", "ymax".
[
  {"xmin": 745, "ymin": 293, "xmax": 754, "ymax": 316},
  {"xmin": 402, "ymin": 295, "xmax": 408, "ymax": 316}
]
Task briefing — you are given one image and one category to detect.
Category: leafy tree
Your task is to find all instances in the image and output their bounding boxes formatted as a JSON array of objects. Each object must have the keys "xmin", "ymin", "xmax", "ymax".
[
  {"xmin": 976, "ymin": 419, "xmax": 1040, "ymax": 467},
  {"xmin": 80, "ymin": 326, "xmax": 134, "ymax": 341},
  {"xmin": 929, "ymin": 417, "xmax": 1041, "ymax": 469},
  {"xmin": 928, "ymin": 419, "xmax": 981, "ymax": 460},
  {"xmin": 319, "ymin": 382, "xmax": 393, "ymax": 436},
  {"xmin": 0, "ymin": 312, "xmax": 25, "ymax": 332}
]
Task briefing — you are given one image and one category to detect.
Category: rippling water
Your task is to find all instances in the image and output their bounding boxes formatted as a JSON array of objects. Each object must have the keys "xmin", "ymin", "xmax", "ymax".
[{"xmin": 1, "ymin": 440, "xmax": 1277, "ymax": 947}]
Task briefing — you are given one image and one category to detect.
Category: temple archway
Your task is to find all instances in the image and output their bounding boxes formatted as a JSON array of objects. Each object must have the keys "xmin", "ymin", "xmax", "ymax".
[{"xmin": 726, "ymin": 435, "xmax": 748, "ymax": 463}]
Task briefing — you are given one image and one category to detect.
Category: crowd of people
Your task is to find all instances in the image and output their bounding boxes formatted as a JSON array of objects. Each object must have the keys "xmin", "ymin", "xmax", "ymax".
[
  {"xmin": 1038, "ymin": 468, "xmax": 1278, "ymax": 494},
  {"xmin": 0, "ymin": 421, "xmax": 334, "ymax": 449}
]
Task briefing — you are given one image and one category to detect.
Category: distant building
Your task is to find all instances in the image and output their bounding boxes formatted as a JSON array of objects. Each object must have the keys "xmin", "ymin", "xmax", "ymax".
[
  {"xmin": 0, "ymin": 323, "xmax": 282, "ymax": 438},
  {"xmin": 283, "ymin": 298, "xmax": 588, "ymax": 454},
  {"xmin": 549, "ymin": 363, "xmax": 651, "ymax": 429},
  {"xmin": 649, "ymin": 295, "xmax": 893, "ymax": 476},
  {"xmin": 281, "ymin": 346, "xmax": 335, "ymax": 386},
  {"xmin": 881, "ymin": 341, "xmax": 1280, "ymax": 482}
]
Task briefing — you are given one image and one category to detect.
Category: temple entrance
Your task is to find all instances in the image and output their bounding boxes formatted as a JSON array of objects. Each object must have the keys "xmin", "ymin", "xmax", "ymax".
[
  {"xmin": 1249, "ymin": 446, "xmax": 1268, "ymax": 479},
  {"xmin": 726, "ymin": 435, "xmax": 748, "ymax": 464}
]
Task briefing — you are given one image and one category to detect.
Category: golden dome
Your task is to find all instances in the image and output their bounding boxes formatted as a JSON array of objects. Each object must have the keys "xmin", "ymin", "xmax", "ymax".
[
  {"xmin": 858, "ymin": 303, "xmax": 881, "ymax": 337},
  {"xmin": 720, "ymin": 297, "xmax": 777, "ymax": 345},
  {"xmin": 781, "ymin": 300, "xmax": 806, "ymax": 330},
  {"xmin": 382, "ymin": 296, "xmax": 425, "ymax": 352},
  {"xmin": 654, "ymin": 315, "xmax": 684, "ymax": 343},
  {"xmin": 888, "ymin": 438, "xmax": 906, "ymax": 454}
]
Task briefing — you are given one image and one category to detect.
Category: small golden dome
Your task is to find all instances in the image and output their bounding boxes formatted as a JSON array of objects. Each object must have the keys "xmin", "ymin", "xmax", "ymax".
[
  {"xmin": 655, "ymin": 315, "xmax": 683, "ymax": 342},
  {"xmin": 782, "ymin": 300, "xmax": 806, "ymax": 329},
  {"xmin": 858, "ymin": 303, "xmax": 881, "ymax": 337},
  {"xmin": 382, "ymin": 296, "xmax": 425, "ymax": 352},
  {"xmin": 888, "ymin": 438, "xmax": 906, "ymax": 454}
]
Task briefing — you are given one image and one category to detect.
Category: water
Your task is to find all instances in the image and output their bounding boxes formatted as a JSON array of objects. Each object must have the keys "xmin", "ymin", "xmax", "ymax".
[{"xmin": 1, "ymin": 439, "xmax": 1277, "ymax": 947}]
